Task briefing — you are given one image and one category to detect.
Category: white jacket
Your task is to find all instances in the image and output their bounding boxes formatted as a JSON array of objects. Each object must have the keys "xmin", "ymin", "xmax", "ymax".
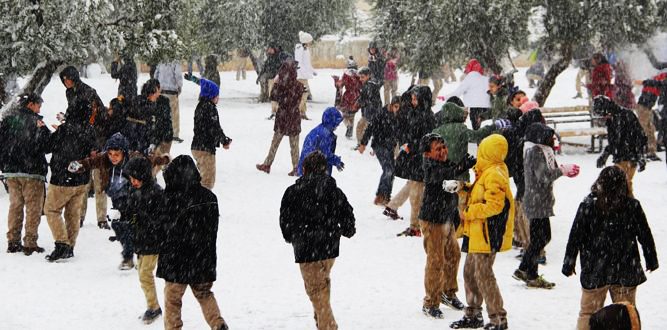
[
  {"xmin": 448, "ymin": 71, "xmax": 490, "ymax": 108},
  {"xmin": 294, "ymin": 44, "xmax": 315, "ymax": 80},
  {"xmin": 154, "ymin": 61, "xmax": 183, "ymax": 93}
]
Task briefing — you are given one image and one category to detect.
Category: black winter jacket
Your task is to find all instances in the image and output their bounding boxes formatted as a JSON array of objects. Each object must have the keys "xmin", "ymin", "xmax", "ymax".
[
  {"xmin": 258, "ymin": 53, "xmax": 282, "ymax": 80},
  {"xmin": 367, "ymin": 53, "xmax": 385, "ymax": 84},
  {"xmin": 48, "ymin": 122, "xmax": 97, "ymax": 186},
  {"xmin": 64, "ymin": 81, "xmax": 105, "ymax": 129},
  {"xmin": 127, "ymin": 181, "xmax": 164, "ymax": 255},
  {"xmin": 419, "ymin": 157, "xmax": 473, "ymax": 225},
  {"xmin": 0, "ymin": 107, "xmax": 51, "ymax": 178},
  {"xmin": 280, "ymin": 174, "xmax": 356, "ymax": 263},
  {"xmin": 157, "ymin": 155, "xmax": 220, "ymax": 284},
  {"xmin": 603, "ymin": 107, "xmax": 647, "ymax": 163},
  {"xmin": 563, "ymin": 193, "xmax": 658, "ymax": 289},
  {"xmin": 111, "ymin": 58, "xmax": 138, "ymax": 103},
  {"xmin": 150, "ymin": 96, "xmax": 173, "ymax": 144},
  {"xmin": 357, "ymin": 80, "xmax": 383, "ymax": 120},
  {"xmin": 360, "ymin": 105, "xmax": 399, "ymax": 150},
  {"xmin": 123, "ymin": 96, "xmax": 154, "ymax": 153},
  {"xmin": 191, "ymin": 100, "xmax": 231, "ymax": 154},
  {"xmin": 501, "ymin": 109, "xmax": 544, "ymax": 201},
  {"xmin": 395, "ymin": 86, "xmax": 435, "ymax": 182}
]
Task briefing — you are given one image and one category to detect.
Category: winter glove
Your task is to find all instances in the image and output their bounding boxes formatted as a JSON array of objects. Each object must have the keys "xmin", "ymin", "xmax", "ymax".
[
  {"xmin": 494, "ymin": 119, "xmax": 512, "ymax": 130},
  {"xmin": 559, "ymin": 164, "xmax": 580, "ymax": 178},
  {"xmin": 638, "ymin": 158, "xmax": 647, "ymax": 172},
  {"xmin": 336, "ymin": 162, "xmax": 345, "ymax": 172},
  {"xmin": 596, "ymin": 152, "xmax": 609, "ymax": 168},
  {"xmin": 67, "ymin": 161, "xmax": 83, "ymax": 173},
  {"xmin": 443, "ymin": 180, "xmax": 463, "ymax": 193},
  {"xmin": 562, "ymin": 263, "xmax": 576, "ymax": 277}
]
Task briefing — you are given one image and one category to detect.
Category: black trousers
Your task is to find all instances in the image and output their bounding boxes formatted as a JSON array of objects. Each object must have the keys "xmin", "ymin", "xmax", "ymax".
[{"xmin": 519, "ymin": 217, "xmax": 551, "ymax": 279}]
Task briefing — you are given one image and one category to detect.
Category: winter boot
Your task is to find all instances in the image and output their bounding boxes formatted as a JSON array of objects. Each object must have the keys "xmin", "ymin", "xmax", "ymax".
[
  {"xmin": 484, "ymin": 322, "xmax": 508, "ymax": 330},
  {"xmin": 172, "ymin": 137, "xmax": 184, "ymax": 143},
  {"xmin": 216, "ymin": 323, "xmax": 230, "ymax": 330},
  {"xmin": 287, "ymin": 168, "xmax": 298, "ymax": 176},
  {"xmin": 382, "ymin": 207, "xmax": 403, "ymax": 220},
  {"xmin": 512, "ymin": 269, "xmax": 530, "ymax": 283},
  {"xmin": 119, "ymin": 258, "xmax": 135, "ymax": 271},
  {"xmin": 7, "ymin": 241, "xmax": 23, "ymax": 253},
  {"xmin": 422, "ymin": 306, "xmax": 444, "ymax": 319},
  {"xmin": 441, "ymin": 293, "xmax": 465, "ymax": 310},
  {"xmin": 397, "ymin": 227, "xmax": 421, "ymax": 237},
  {"xmin": 23, "ymin": 245, "xmax": 45, "ymax": 256},
  {"xmin": 45, "ymin": 242, "xmax": 72, "ymax": 262},
  {"xmin": 450, "ymin": 313, "xmax": 484, "ymax": 329},
  {"xmin": 526, "ymin": 275, "xmax": 555, "ymax": 289},
  {"xmin": 141, "ymin": 308, "xmax": 162, "ymax": 324},
  {"xmin": 647, "ymin": 153, "xmax": 662, "ymax": 161},
  {"xmin": 256, "ymin": 164, "xmax": 271, "ymax": 174},
  {"xmin": 537, "ymin": 255, "xmax": 547, "ymax": 265},
  {"xmin": 98, "ymin": 221, "xmax": 110, "ymax": 230},
  {"xmin": 345, "ymin": 126, "xmax": 353, "ymax": 139}
]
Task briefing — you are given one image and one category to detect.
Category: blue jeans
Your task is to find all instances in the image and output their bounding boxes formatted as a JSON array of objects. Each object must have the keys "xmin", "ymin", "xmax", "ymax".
[
  {"xmin": 111, "ymin": 220, "xmax": 134, "ymax": 260},
  {"xmin": 374, "ymin": 146, "xmax": 395, "ymax": 197}
]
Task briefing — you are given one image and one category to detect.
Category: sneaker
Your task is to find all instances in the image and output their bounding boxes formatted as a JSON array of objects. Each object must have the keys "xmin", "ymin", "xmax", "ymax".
[
  {"xmin": 647, "ymin": 153, "xmax": 662, "ymax": 161},
  {"xmin": 256, "ymin": 164, "xmax": 271, "ymax": 174},
  {"xmin": 7, "ymin": 241, "xmax": 23, "ymax": 253},
  {"xmin": 172, "ymin": 137, "xmax": 184, "ymax": 143},
  {"xmin": 441, "ymin": 293, "xmax": 465, "ymax": 310},
  {"xmin": 141, "ymin": 308, "xmax": 162, "ymax": 324},
  {"xmin": 422, "ymin": 306, "xmax": 444, "ymax": 319},
  {"xmin": 484, "ymin": 322, "xmax": 508, "ymax": 330},
  {"xmin": 383, "ymin": 207, "xmax": 403, "ymax": 220},
  {"xmin": 397, "ymin": 227, "xmax": 421, "ymax": 237},
  {"xmin": 45, "ymin": 242, "xmax": 72, "ymax": 262},
  {"xmin": 512, "ymin": 269, "xmax": 529, "ymax": 283},
  {"xmin": 23, "ymin": 246, "xmax": 45, "ymax": 256},
  {"xmin": 450, "ymin": 313, "xmax": 484, "ymax": 329},
  {"xmin": 119, "ymin": 258, "xmax": 134, "ymax": 271},
  {"xmin": 526, "ymin": 275, "xmax": 555, "ymax": 289},
  {"xmin": 537, "ymin": 255, "xmax": 547, "ymax": 265},
  {"xmin": 287, "ymin": 168, "xmax": 298, "ymax": 176}
]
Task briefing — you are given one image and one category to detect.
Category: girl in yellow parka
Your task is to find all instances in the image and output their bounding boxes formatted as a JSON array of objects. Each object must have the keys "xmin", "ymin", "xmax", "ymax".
[{"xmin": 450, "ymin": 133, "xmax": 514, "ymax": 330}]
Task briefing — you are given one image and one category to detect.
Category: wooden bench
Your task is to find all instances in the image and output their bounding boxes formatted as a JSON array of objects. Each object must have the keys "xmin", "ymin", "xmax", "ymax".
[{"xmin": 542, "ymin": 105, "xmax": 607, "ymax": 153}]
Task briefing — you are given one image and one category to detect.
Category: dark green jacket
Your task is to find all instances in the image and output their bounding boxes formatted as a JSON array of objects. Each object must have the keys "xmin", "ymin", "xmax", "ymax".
[
  {"xmin": 489, "ymin": 87, "xmax": 509, "ymax": 120},
  {"xmin": 432, "ymin": 102, "xmax": 495, "ymax": 181}
]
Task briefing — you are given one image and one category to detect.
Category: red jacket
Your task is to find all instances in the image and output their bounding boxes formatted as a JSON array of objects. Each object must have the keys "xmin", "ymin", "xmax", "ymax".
[
  {"xmin": 339, "ymin": 70, "xmax": 362, "ymax": 111},
  {"xmin": 587, "ymin": 63, "xmax": 614, "ymax": 98}
]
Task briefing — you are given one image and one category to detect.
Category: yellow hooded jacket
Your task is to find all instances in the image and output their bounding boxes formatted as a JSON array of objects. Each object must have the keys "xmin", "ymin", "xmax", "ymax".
[{"xmin": 462, "ymin": 134, "xmax": 515, "ymax": 253}]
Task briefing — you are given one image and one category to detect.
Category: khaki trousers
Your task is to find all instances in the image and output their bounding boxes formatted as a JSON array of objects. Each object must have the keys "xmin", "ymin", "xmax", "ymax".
[
  {"xmin": 236, "ymin": 57, "xmax": 247, "ymax": 80},
  {"xmin": 300, "ymin": 258, "xmax": 337, "ymax": 330},
  {"xmin": 636, "ymin": 104, "xmax": 657, "ymax": 154},
  {"xmin": 615, "ymin": 161, "xmax": 637, "ymax": 197},
  {"xmin": 355, "ymin": 116, "xmax": 368, "ymax": 145},
  {"xmin": 263, "ymin": 132, "xmax": 300, "ymax": 169},
  {"xmin": 164, "ymin": 281, "xmax": 226, "ymax": 330},
  {"xmin": 383, "ymin": 80, "xmax": 398, "ymax": 106},
  {"xmin": 387, "ymin": 181, "xmax": 424, "ymax": 230},
  {"xmin": 80, "ymin": 168, "xmax": 107, "ymax": 224},
  {"xmin": 514, "ymin": 200, "xmax": 530, "ymax": 247},
  {"xmin": 443, "ymin": 63, "xmax": 457, "ymax": 83},
  {"xmin": 45, "ymin": 184, "xmax": 88, "ymax": 247},
  {"xmin": 421, "ymin": 221, "xmax": 460, "ymax": 308},
  {"xmin": 463, "ymin": 253, "xmax": 507, "ymax": 326},
  {"xmin": 152, "ymin": 141, "xmax": 173, "ymax": 177},
  {"xmin": 298, "ymin": 79, "xmax": 311, "ymax": 115},
  {"xmin": 576, "ymin": 285, "xmax": 636, "ymax": 330},
  {"xmin": 138, "ymin": 254, "xmax": 160, "ymax": 309},
  {"xmin": 575, "ymin": 69, "xmax": 591, "ymax": 95},
  {"xmin": 6, "ymin": 178, "xmax": 45, "ymax": 247},
  {"xmin": 268, "ymin": 79, "xmax": 278, "ymax": 114},
  {"xmin": 162, "ymin": 93, "xmax": 180, "ymax": 139},
  {"xmin": 192, "ymin": 150, "xmax": 216, "ymax": 190}
]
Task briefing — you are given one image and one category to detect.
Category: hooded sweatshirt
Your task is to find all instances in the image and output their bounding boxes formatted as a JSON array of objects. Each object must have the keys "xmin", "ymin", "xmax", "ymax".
[
  {"xmin": 297, "ymin": 107, "xmax": 344, "ymax": 175},
  {"xmin": 522, "ymin": 123, "xmax": 562, "ymax": 220}
]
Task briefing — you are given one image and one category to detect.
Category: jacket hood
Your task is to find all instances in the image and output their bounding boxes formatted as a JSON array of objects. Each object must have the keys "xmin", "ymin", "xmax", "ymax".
[
  {"xmin": 322, "ymin": 107, "xmax": 343, "ymax": 131},
  {"xmin": 163, "ymin": 155, "xmax": 201, "ymax": 190},
  {"xmin": 524, "ymin": 122, "xmax": 555, "ymax": 146},
  {"xmin": 123, "ymin": 156, "xmax": 153, "ymax": 184},
  {"xmin": 440, "ymin": 102, "xmax": 466, "ymax": 123},
  {"xmin": 104, "ymin": 132, "xmax": 129, "ymax": 155},
  {"xmin": 475, "ymin": 134, "xmax": 508, "ymax": 173},
  {"xmin": 464, "ymin": 59, "xmax": 483, "ymax": 75}
]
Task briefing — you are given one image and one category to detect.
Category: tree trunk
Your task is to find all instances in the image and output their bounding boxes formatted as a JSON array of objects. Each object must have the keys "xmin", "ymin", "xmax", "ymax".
[
  {"xmin": 0, "ymin": 76, "xmax": 7, "ymax": 107},
  {"xmin": 2, "ymin": 60, "xmax": 63, "ymax": 116},
  {"xmin": 247, "ymin": 48, "xmax": 270, "ymax": 102},
  {"xmin": 534, "ymin": 44, "xmax": 573, "ymax": 107}
]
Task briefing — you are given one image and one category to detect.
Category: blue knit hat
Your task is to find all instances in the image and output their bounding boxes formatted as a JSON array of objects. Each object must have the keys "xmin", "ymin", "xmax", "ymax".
[{"xmin": 199, "ymin": 79, "xmax": 219, "ymax": 100}]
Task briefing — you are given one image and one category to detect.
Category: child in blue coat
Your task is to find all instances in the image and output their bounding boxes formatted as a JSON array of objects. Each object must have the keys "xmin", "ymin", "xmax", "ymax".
[{"xmin": 297, "ymin": 107, "xmax": 344, "ymax": 175}]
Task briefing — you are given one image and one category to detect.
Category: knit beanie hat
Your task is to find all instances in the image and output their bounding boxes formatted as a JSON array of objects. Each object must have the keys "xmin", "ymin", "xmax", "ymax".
[
  {"xmin": 299, "ymin": 31, "xmax": 313, "ymax": 44},
  {"xmin": 520, "ymin": 100, "xmax": 540, "ymax": 113},
  {"xmin": 199, "ymin": 79, "xmax": 219, "ymax": 100}
]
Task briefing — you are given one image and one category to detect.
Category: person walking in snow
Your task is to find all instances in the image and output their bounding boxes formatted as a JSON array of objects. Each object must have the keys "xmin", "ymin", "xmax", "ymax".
[
  {"xmin": 448, "ymin": 59, "xmax": 491, "ymax": 130},
  {"xmin": 258, "ymin": 44, "xmax": 287, "ymax": 119},
  {"xmin": 449, "ymin": 134, "xmax": 513, "ymax": 330},
  {"xmin": 633, "ymin": 67, "xmax": 667, "ymax": 162},
  {"xmin": 256, "ymin": 61, "xmax": 304, "ymax": 176},
  {"xmin": 418, "ymin": 133, "xmax": 475, "ymax": 319},
  {"xmin": 383, "ymin": 48, "xmax": 400, "ymax": 105},
  {"xmin": 512, "ymin": 123, "xmax": 579, "ymax": 289},
  {"xmin": 0, "ymin": 93, "xmax": 51, "ymax": 255},
  {"xmin": 191, "ymin": 79, "xmax": 232, "ymax": 190},
  {"xmin": 154, "ymin": 60, "xmax": 183, "ymax": 143},
  {"xmin": 358, "ymin": 96, "xmax": 401, "ymax": 206},
  {"xmin": 587, "ymin": 53, "xmax": 614, "ymax": 99},
  {"xmin": 297, "ymin": 107, "xmax": 344, "ymax": 176},
  {"xmin": 280, "ymin": 151, "xmax": 356, "ymax": 330},
  {"xmin": 110, "ymin": 53, "xmax": 138, "ymax": 104},
  {"xmin": 334, "ymin": 58, "xmax": 362, "ymax": 139},
  {"xmin": 295, "ymin": 31, "xmax": 316, "ymax": 120},
  {"xmin": 367, "ymin": 41, "xmax": 385, "ymax": 86},
  {"xmin": 157, "ymin": 155, "xmax": 229, "ymax": 330},
  {"xmin": 355, "ymin": 67, "xmax": 383, "ymax": 147},
  {"xmin": 562, "ymin": 166, "xmax": 658, "ymax": 330},
  {"xmin": 593, "ymin": 96, "xmax": 647, "ymax": 197}
]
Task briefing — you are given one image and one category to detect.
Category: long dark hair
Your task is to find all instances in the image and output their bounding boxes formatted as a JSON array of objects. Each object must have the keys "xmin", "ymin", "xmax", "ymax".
[{"xmin": 591, "ymin": 166, "xmax": 630, "ymax": 215}]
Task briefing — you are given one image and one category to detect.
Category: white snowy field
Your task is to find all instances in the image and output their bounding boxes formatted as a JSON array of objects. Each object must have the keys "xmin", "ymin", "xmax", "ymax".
[{"xmin": 0, "ymin": 67, "xmax": 665, "ymax": 330}]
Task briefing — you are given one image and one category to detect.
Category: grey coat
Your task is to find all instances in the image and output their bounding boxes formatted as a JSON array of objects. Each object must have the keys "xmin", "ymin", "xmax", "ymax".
[{"xmin": 522, "ymin": 143, "xmax": 562, "ymax": 220}]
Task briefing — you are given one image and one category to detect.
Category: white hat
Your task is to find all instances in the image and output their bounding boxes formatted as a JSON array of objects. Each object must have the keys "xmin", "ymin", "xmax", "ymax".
[{"xmin": 299, "ymin": 31, "xmax": 313, "ymax": 44}]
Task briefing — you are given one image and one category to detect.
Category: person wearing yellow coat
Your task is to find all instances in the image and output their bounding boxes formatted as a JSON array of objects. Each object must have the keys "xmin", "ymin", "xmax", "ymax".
[{"xmin": 450, "ymin": 134, "xmax": 514, "ymax": 330}]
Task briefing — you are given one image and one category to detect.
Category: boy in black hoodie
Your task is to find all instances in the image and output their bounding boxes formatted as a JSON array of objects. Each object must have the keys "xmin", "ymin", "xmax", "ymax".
[{"xmin": 418, "ymin": 133, "xmax": 475, "ymax": 319}]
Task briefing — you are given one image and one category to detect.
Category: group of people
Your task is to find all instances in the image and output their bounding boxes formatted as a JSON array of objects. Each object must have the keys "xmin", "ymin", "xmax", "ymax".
[{"xmin": 0, "ymin": 33, "xmax": 663, "ymax": 330}]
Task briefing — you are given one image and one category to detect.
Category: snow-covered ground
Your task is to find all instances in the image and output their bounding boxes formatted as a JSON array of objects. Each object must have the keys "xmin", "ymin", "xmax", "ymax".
[{"xmin": 0, "ymin": 67, "xmax": 665, "ymax": 329}]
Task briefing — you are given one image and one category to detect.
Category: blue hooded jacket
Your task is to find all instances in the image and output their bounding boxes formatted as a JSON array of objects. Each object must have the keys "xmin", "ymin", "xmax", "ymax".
[{"xmin": 297, "ymin": 107, "xmax": 343, "ymax": 176}]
